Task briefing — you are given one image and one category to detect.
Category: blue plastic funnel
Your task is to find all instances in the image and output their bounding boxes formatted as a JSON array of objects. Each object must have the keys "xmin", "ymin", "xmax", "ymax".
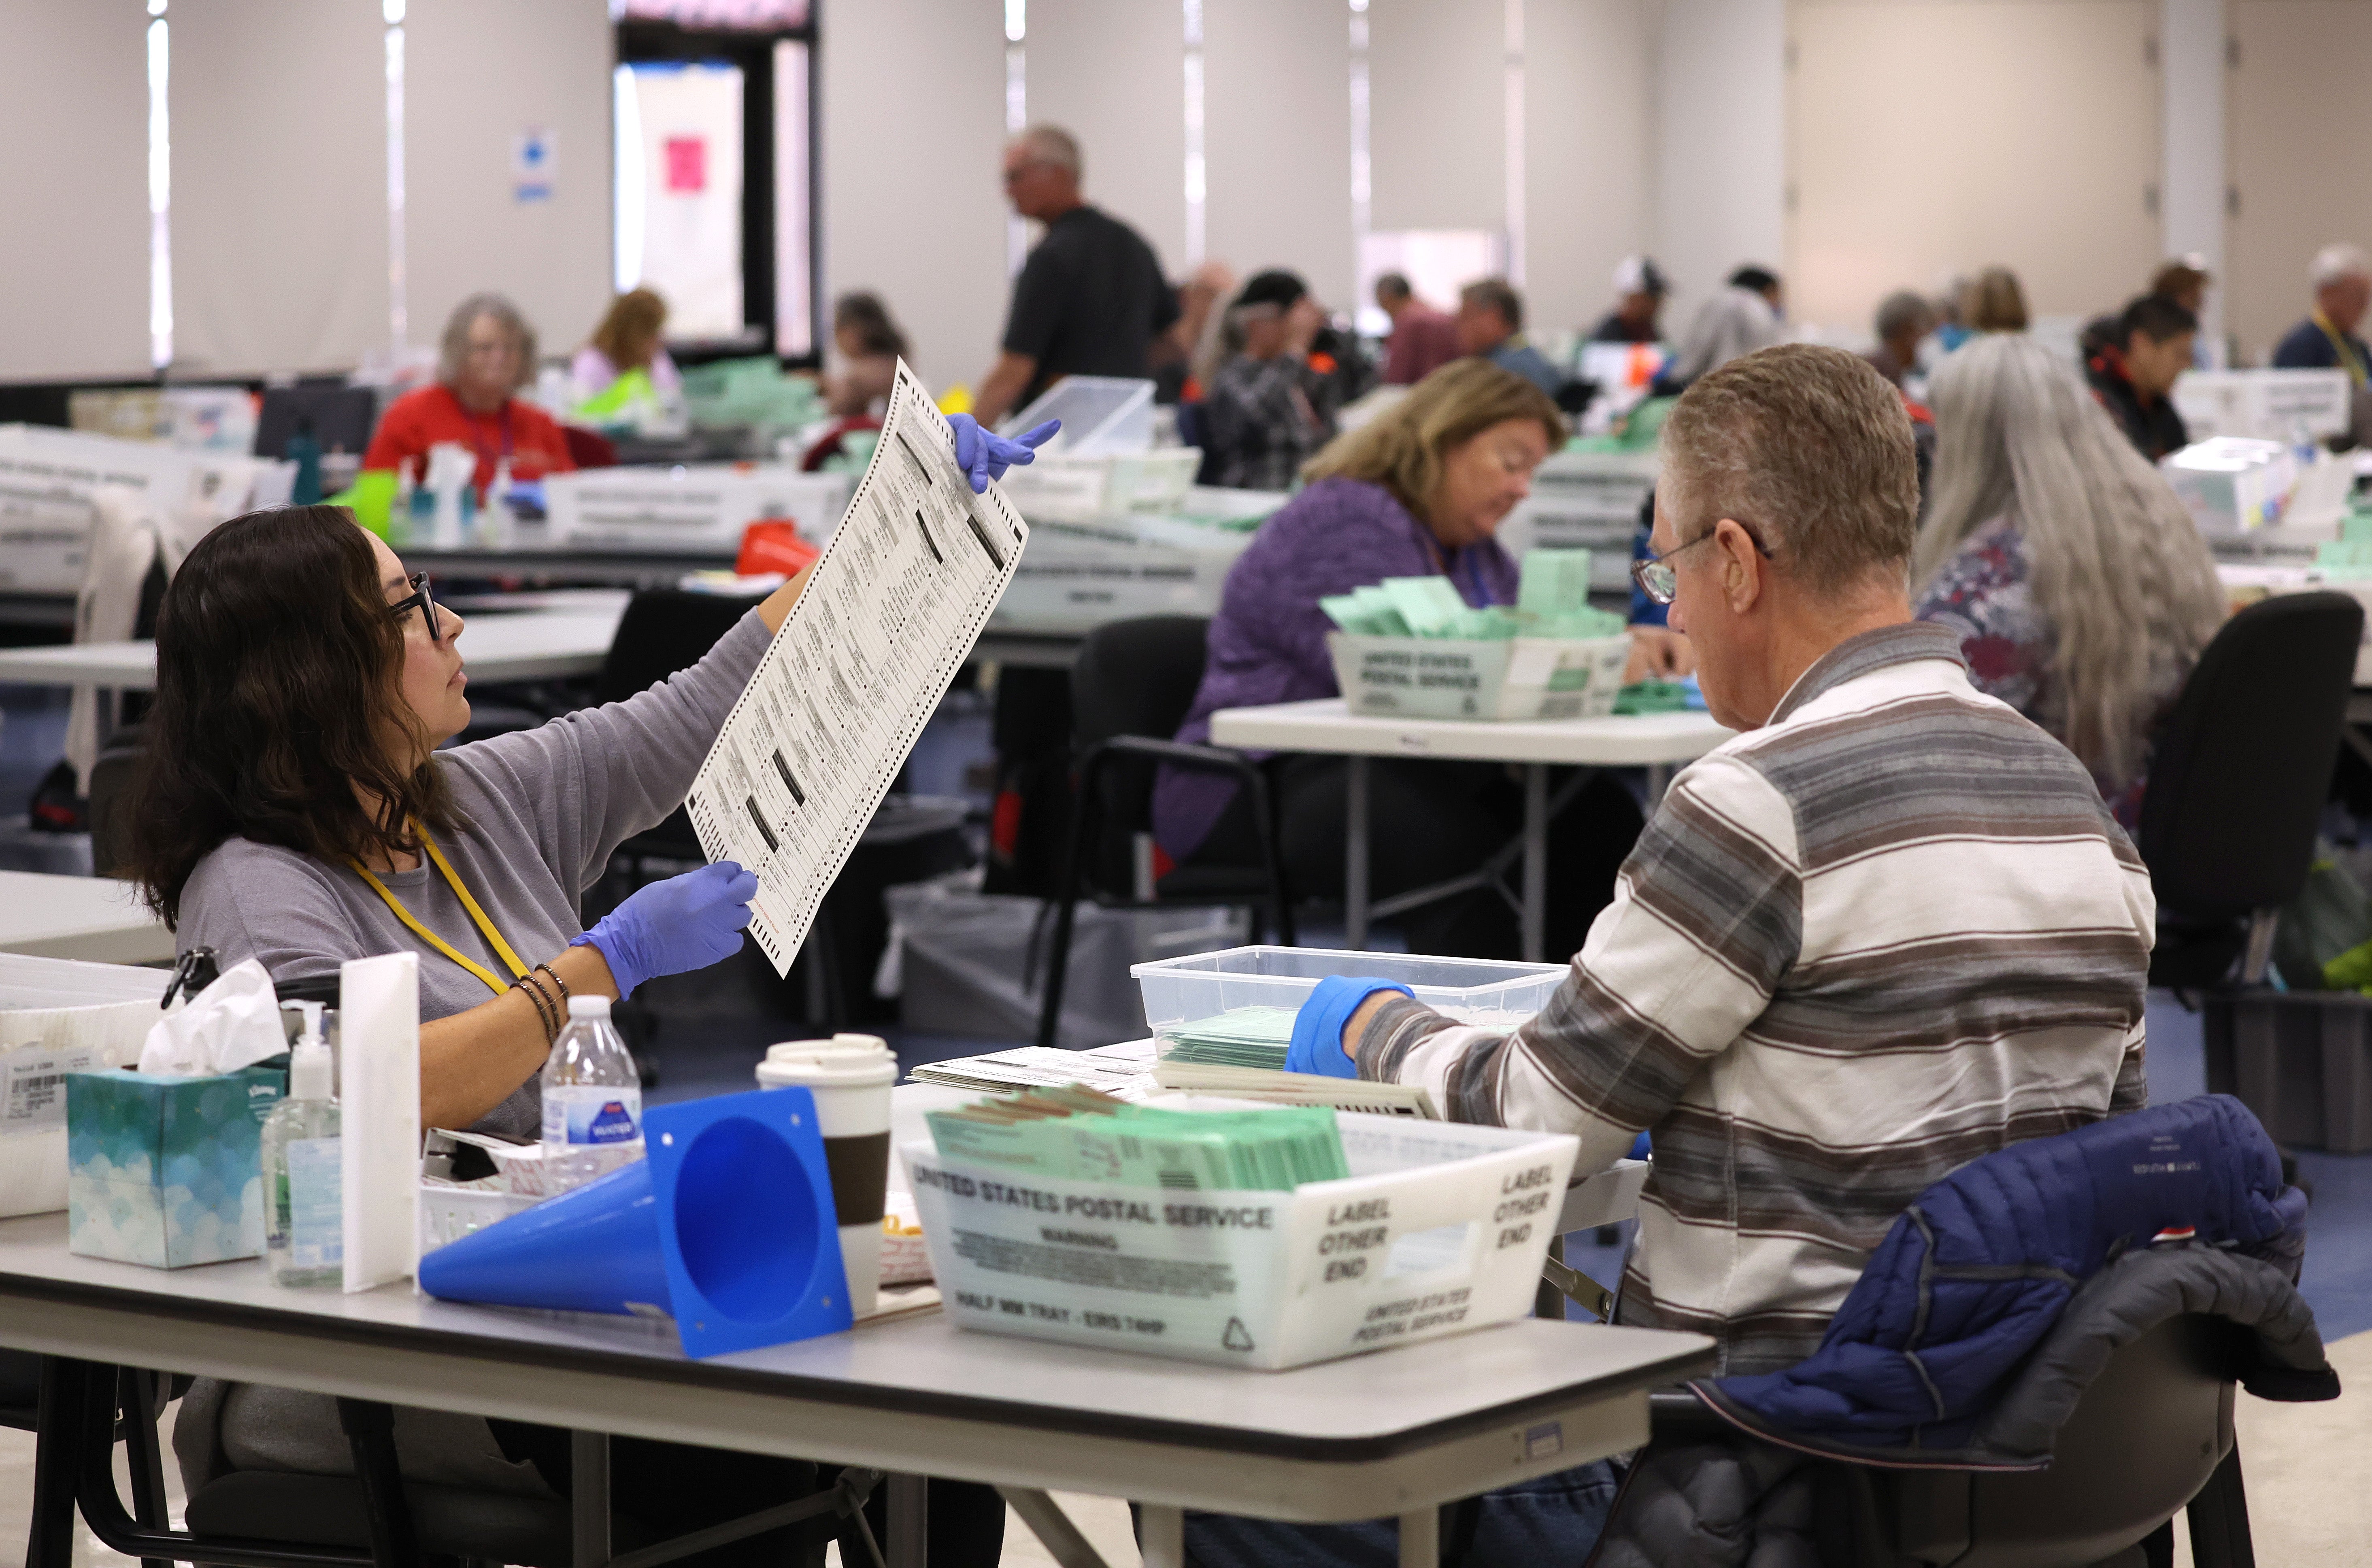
[{"xmin": 419, "ymin": 1086, "xmax": 853, "ymax": 1357}]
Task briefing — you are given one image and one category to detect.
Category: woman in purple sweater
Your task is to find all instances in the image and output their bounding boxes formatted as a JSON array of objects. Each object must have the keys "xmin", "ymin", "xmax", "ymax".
[{"xmin": 1155, "ymin": 359, "xmax": 1647, "ymax": 957}]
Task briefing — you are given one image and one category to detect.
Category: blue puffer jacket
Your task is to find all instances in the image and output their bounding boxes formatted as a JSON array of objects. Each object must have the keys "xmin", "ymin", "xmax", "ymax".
[{"xmin": 1697, "ymin": 1094, "xmax": 2306, "ymax": 1454}]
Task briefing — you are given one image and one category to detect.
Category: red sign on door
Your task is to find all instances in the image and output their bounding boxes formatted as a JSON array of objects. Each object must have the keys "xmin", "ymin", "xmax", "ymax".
[{"xmin": 664, "ymin": 136, "xmax": 707, "ymax": 193}]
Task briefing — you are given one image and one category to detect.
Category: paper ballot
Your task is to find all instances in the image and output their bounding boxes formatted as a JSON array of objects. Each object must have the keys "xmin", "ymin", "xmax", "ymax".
[{"xmin": 686, "ymin": 361, "xmax": 1028, "ymax": 973}]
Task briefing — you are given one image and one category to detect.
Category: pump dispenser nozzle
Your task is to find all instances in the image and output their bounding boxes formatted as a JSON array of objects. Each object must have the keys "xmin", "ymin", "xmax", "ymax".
[{"xmin": 290, "ymin": 1001, "xmax": 333, "ymax": 1102}]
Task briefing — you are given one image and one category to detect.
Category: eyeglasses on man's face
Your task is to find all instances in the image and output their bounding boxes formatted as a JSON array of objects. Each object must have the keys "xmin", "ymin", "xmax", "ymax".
[
  {"xmin": 1630, "ymin": 520, "xmax": 1776, "ymax": 606},
  {"xmin": 389, "ymin": 573, "xmax": 445, "ymax": 644}
]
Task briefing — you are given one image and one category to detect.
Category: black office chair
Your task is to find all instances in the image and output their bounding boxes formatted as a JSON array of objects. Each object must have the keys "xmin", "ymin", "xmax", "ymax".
[
  {"xmin": 1035, "ymin": 616, "xmax": 1295, "ymax": 1050},
  {"xmin": 596, "ymin": 588, "xmax": 769, "ymax": 879},
  {"xmin": 2136, "ymin": 591, "xmax": 2364, "ymax": 988},
  {"xmin": 1636, "ymin": 1313, "xmax": 2254, "ymax": 1567}
]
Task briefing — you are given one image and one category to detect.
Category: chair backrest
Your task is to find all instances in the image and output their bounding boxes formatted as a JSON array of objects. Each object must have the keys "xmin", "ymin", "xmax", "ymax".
[
  {"xmin": 1888, "ymin": 1313, "xmax": 2233, "ymax": 1567},
  {"xmin": 2136, "ymin": 590, "xmax": 2363, "ymax": 920},
  {"xmin": 590, "ymin": 589, "xmax": 763, "ymax": 707},
  {"xmin": 560, "ymin": 424, "xmax": 619, "ymax": 471},
  {"xmin": 1069, "ymin": 615, "xmax": 1211, "ymax": 750}
]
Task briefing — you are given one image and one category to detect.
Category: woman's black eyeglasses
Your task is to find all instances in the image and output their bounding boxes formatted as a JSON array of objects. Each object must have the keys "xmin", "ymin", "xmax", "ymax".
[
  {"xmin": 389, "ymin": 573, "xmax": 445, "ymax": 643},
  {"xmin": 1630, "ymin": 521, "xmax": 1776, "ymax": 606}
]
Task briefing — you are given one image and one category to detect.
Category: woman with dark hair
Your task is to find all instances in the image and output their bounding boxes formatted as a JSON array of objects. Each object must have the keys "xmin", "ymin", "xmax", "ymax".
[
  {"xmin": 824, "ymin": 291, "xmax": 910, "ymax": 416},
  {"xmin": 136, "ymin": 504, "xmax": 1014, "ymax": 1565}
]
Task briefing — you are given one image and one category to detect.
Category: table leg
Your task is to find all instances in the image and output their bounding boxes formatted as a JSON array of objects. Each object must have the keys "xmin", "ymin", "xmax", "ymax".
[
  {"xmin": 1398, "ymin": 1505, "xmax": 1440, "ymax": 1568},
  {"xmin": 1344, "ymin": 755, "xmax": 1371, "ymax": 951},
  {"xmin": 1137, "ymin": 1504, "xmax": 1185, "ymax": 1568},
  {"xmin": 886, "ymin": 1475, "xmax": 928, "ymax": 1568},
  {"xmin": 1645, "ymin": 763, "xmax": 1671, "ymax": 805},
  {"xmin": 26, "ymin": 1357, "xmax": 83, "ymax": 1568},
  {"xmin": 996, "ymin": 1488, "xmax": 1113, "ymax": 1568},
  {"xmin": 1521, "ymin": 763, "xmax": 1548, "ymax": 964},
  {"xmin": 572, "ymin": 1431, "xmax": 610, "ymax": 1568}
]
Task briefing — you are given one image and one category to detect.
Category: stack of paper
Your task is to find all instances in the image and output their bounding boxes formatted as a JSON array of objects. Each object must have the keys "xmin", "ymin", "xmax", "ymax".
[
  {"xmin": 1149, "ymin": 1061, "xmax": 1438, "ymax": 1118},
  {"xmin": 926, "ymin": 1087, "xmax": 1349, "ymax": 1191},
  {"xmin": 1155, "ymin": 1005, "xmax": 1302, "ymax": 1069},
  {"xmin": 908, "ymin": 1045, "xmax": 1146, "ymax": 1094}
]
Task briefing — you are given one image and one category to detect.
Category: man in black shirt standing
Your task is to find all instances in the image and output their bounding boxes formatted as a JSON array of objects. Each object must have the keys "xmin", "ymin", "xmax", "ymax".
[{"xmin": 973, "ymin": 125, "xmax": 1196, "ymax": 425}]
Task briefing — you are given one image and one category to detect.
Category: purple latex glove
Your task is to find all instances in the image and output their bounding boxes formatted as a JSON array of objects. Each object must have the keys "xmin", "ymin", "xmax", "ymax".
[
  {"xmin": 570, "ymin": 860, "xmax": 758, "ymax": 998},
  {"xmin": 947, "ymin": 414, "xmax": 1061, "ymax": 493}
]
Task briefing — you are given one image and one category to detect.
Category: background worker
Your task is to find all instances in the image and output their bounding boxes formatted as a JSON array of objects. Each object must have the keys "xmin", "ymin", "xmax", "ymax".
[
  {"xmin": 570, "ymin": 287, "xmax": 680, "ymax": 407},
  {"xmin": 362, "ymin": 293, "xmax": 576, "ymax": 498},
  {"xmin": 1590, "ymin": 255, "xmax": 1669, "ymax": 344},
  {"xmin": 972, "ymin": 124, "xmax": 1203, "ymax": 425},
  {"xmin": 2085, "ymin": 293, "xmax": 2197, "ymax": 462},
  {"xmin": 1454, "ymin": 277, "xmax": 1563, "ymax": 395},
  {"xmin": 1863, "ymin": 289, "xmax": 1934, "ymax": 389},
  {"xmin": 1373, "ymin": 271, "xmax": 1461, "ymax": 385}
]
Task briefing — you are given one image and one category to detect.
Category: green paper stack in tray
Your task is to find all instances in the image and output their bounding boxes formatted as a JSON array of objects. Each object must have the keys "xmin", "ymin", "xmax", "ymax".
[
  {"xmin": 1158, "ymin": 1005, "xmax": 1301, "ymax": 1069},
  {"xmin": 925, "ymin": 1085, "xmax": 1349, "ymax": 1191},
  {"xmin": 1319, "ymin": 554, "xmax": 1626, "ymax": 643}
]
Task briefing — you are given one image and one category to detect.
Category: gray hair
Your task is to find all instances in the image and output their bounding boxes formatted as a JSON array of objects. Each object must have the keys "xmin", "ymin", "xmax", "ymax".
[
  {"xmin": 2312, "ymin": 243, "xmax": 2371, "ymax": 289},
  {"xmin": 1010, "ymin": 124, "xmax": 1081, "ymax": 179},
  {"xmin": 1660, "ymin": 344, "xmax": 1919, "ymax": 600},
  {"xmin": 437, "ymin": 293, "xmax": 538, "ymax": 391},
  {"xmin": 1913, "ymin": 332, "xmax": 2225, "ymax": 787},
  {"xmin": 1874, "ymin": 289, "xmax": 1932, "ymax": 343}
]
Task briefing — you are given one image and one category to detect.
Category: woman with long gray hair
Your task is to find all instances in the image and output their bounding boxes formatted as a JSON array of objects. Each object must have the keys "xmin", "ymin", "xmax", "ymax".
[{"xmin": 1912, "ymin": 331, "xmax": 2225, "ymax": 823}]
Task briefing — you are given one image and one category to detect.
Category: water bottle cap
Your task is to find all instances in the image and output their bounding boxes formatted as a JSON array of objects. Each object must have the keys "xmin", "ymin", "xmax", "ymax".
[{"xmin": 568, "ymin": 994, "xmax": 612, "ymax": 1021}]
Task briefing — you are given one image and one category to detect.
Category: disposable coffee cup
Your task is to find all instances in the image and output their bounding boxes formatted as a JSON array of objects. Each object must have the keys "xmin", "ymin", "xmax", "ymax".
[{"xmin": 756, "ymin": 1034, "xmax": 896, "ymax": 1315}]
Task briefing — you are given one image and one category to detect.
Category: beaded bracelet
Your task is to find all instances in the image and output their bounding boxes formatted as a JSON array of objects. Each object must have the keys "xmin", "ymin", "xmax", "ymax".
[
  {"xmin": 534, "ymin": 961, "xmax": 572, "ymax": 1009},
  {"xmin": 511, "ymin": 972, "xmax": 558, "ymax": 1043}
]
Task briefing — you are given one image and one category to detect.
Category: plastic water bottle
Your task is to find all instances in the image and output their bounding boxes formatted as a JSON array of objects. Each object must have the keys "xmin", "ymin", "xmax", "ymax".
[{"xmin": 540, "ymin": 996, "xmax": 643, "ymax": 1192}]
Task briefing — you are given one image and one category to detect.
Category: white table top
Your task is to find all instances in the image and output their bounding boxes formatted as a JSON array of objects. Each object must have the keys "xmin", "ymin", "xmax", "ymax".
[
  {"xmin": 0, "ymin": 605, "xmax": 625, "ymax": 692},
  {"xmin": 1209, "ymin": 698, "xmax": 1734, "ymax": 766},
  {"xmin": 0, "ymin": 1210, "xmax": 1710, "ymax": 1519},
  {"xmin": 0, "ymin": 871, "xmax": 169, "ymax": 963}
]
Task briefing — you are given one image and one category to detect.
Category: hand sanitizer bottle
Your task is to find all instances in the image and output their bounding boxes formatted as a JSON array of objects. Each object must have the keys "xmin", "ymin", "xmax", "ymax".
[
  {"xmin": 263, "ymin": 1002, "xmax": 342, "ymax": 1288},
  {"xmin": 540, "ymin": 996, "xmax": 642, "ymax": 1192}
]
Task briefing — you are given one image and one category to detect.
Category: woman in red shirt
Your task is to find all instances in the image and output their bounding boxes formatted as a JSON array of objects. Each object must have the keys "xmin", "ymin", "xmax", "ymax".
[{"xmin": 362, "ymin": 293, "xmax": 577, "ymax": 497}]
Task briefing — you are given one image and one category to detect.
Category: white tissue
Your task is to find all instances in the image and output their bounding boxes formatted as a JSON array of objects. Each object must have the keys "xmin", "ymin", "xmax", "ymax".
[{"xmin": 136, "ymin": 959, "xmax": 286, "ymax": 1076}]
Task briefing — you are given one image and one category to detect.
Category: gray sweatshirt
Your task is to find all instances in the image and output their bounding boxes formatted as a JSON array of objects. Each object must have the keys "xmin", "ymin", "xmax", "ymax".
[
  {"xmin": 172, "ymin": 610, "xmax": 770, "ymax": 1496},
  {"xmin": 178, "ymin": 608, "xmax": 769, "ymax": 1137}
]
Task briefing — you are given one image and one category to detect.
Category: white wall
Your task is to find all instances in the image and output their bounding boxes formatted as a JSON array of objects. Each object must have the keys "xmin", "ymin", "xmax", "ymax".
[
  {"xmin": 1202, "ymin": 0, "xmax": 1355, "ymax": 309},
  {"xmin": 1655, "ymin": 0, "xmax": 1787, "ymax": 327},
  {"xmin": 2226, "ymin": 0, "xmax": 2372, "ymax": 361},
  {"xmin": 407, "ymin": 0, "xmax": 613, "ymax": 366},
  {"xmin": 2161, "ymin": 0, "xmax": 2226, "ymax": 349},
  {"xmin": 1527, "ymin": 0, "xmax": 1655, "ymax": 337},
  {"xmin": 169, "ymin": 0, "xmax": 391, "ymax": 377},
  {"xmin": 1369, "ymin": 0, "xmax": 1504, "ymax": 236},
  {"xmin": 0, "ymin": 0, "xmax": 156, "ymax": 381},
  {"xmin": 819, "ymin": 0, "xmax": 1008, "ymax": 391},
  {"xmin": 1026, "ymin": 0, "xmax": 1189, "ymax": 278}
]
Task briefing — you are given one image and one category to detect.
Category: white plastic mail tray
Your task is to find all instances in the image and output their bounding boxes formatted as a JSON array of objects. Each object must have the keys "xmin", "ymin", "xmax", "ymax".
[
  {"xmin": 904, "ymin": 1108, "xmax": 1581, "ymax": 1369},
  {"xmin": 1327, "ymin": 632, "xmax": 1630, "ymax": 721}
]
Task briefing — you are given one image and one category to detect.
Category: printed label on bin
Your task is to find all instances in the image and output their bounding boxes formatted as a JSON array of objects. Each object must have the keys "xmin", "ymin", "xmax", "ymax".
[
  {"xmin": 907, "ymin": 1120, "xmax": 1579, "ymax": 1368},
  {"xmin": 3, "ymin": 1041, "xmax": 96, "ymax": 1135},
  {"xmin": 543, "ymin": 1086, "xmax": 642, "ymax": 1145}
]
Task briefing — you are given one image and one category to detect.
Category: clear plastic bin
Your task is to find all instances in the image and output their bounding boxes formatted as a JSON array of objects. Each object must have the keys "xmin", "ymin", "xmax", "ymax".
[
  {"xmin": 1002, "ymin": 377, "xmax": 1155, "ymax": 456},
  {"xmin": 1132, "ymin": 945, "xmax": 1564, "ymax": 1049}
]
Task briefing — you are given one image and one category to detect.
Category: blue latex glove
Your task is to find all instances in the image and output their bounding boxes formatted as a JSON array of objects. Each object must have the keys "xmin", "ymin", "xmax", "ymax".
[
  {"xmin": 947, "ymin": 414, "xmax": 1061, "ymax": 493},
  {"xmin": 1284, "ymin": 975, "xmax": 1414, "ymax": 1078},
  {"xmin": 1629, "ymin": 1130, "xmax": 1653, "ymax": 1161},
  {"xmin": 571, "ymin": 860, "xmax": 759, "ymax": 998}
]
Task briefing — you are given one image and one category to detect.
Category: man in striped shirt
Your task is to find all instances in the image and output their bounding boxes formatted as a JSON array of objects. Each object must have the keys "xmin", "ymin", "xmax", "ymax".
[{"xmin": 1333, "ymin": 344, "xmax": 2155, "ymax": 1376}]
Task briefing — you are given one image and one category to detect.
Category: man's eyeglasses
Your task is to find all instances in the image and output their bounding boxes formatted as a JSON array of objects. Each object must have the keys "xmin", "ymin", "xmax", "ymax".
[
  {"xmin": 1630, "ymin": 521, "xmax": 1775, "ymax": 606},
  {"xmin": 389, "ymin": 573, "xmax": 445, "ymax": 644}
]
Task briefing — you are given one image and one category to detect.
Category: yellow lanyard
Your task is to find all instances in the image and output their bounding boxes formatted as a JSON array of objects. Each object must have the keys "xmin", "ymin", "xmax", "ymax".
[
  {"xmin": 352, "ymin": 828, "xmax": 529, "ymax": 996},
  {"xmin": 2315, "ymin": 310, "xmax": 2370, "ymax": 388}
]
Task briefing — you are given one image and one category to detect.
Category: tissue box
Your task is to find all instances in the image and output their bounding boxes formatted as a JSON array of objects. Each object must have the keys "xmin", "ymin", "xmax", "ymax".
[{"xmin": 67, "ymin": 1065, "xmax": 285, "ymax": 1268}]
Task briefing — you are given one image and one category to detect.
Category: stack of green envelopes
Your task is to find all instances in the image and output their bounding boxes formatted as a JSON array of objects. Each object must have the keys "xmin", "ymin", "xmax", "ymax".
[
  {"xmin": 1320, "ymin": 557, "xmax": 1628, "ymax": 642},
  {"xmin": 926, "ymin": 1086, "xmax": 1349, "ymax": 1191},
  {"xmin": 1156, "ymin": 1005, "xmax": 1301, "ymax": 1069}
]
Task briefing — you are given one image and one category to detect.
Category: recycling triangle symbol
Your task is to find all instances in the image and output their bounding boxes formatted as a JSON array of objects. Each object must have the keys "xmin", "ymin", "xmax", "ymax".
[{"xmin": 1222, "ymin": 1317, "xmax": 1255, "ymax": 1352}]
